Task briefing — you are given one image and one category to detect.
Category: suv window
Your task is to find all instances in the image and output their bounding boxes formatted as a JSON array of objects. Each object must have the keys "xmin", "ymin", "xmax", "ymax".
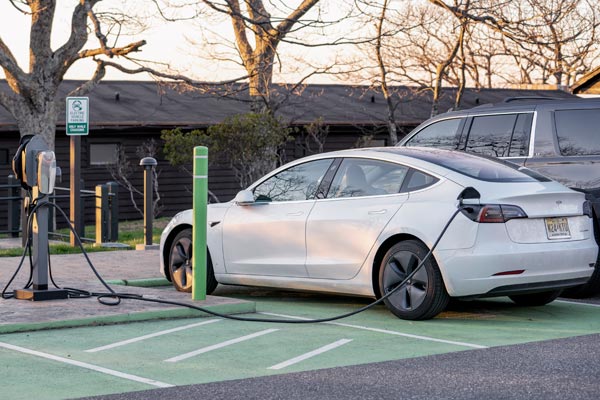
[
  {"xmin": 555, "ymin": 109, "xmax": 600, "ymax": 156},
  {"xmin": 404, "ymin": 118, "xmax": 461, "ymax": 149},
  {"xmin": 463, "ymin": 113, "xmax": 531, "ymax": 157},
  {"xmin": 253, "ymin": 159, "xmax": 333, "ymax": 202}
]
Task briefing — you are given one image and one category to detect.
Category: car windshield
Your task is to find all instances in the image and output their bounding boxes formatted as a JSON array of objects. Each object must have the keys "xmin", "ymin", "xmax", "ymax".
[{"xmin": 392, "ymin": 148, "xmax": 551, "ymax": 182}]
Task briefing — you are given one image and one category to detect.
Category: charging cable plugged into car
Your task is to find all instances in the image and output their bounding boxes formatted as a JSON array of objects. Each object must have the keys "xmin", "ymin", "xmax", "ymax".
[{"xmin": 2, "ymin": 137, "xmax": 475, "ymax": 322}]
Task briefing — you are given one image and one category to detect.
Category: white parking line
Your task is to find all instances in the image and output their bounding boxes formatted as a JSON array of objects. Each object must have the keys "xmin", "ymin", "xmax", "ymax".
[
  {"xmin": 0, "ymin": 341, "xmax": 173, "ymax": 388},
  {"xmin": 556, "ymin": 300, "xmax": 600, "ymax": 308},
  {"xmin": 259, "ymin": 312, "xmax": 488, "ymax": 349},
  {"xmin": 85, "ymin": 318, "xmax": 222, "ymax": 353},
  {"xmin": 165, "ymin": 328, "xmax": 279, "ymax": 362},
  {"xmin": 268, "ymin": 339, "xmax": 353, "ymax": 370}
]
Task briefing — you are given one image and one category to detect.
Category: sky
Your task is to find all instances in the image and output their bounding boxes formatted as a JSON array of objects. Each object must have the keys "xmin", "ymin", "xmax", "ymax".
[{"xmin": 0, "ymin": 0, "xmax": 351, "ymax": 84}]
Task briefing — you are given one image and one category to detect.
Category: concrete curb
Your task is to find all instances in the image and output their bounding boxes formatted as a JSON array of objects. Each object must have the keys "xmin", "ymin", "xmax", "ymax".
[{"xmin": 0, "ymin": 300, "xmax": 256, "ymax": 334}]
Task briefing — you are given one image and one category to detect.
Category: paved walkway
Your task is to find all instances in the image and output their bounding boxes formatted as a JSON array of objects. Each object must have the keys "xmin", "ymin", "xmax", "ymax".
[{"xmin": 0, "ymin": 244, "xmax": 253, "ymax": 333}]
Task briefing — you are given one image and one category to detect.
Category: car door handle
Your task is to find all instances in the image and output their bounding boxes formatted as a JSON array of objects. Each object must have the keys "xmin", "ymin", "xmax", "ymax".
[
  {"xmin": 368, "ymin": 209, "xmax": 387, "ymax": 215},
  {"xmin": 287, "ymin": 211, "xmax": 304, "ymax": 216}
]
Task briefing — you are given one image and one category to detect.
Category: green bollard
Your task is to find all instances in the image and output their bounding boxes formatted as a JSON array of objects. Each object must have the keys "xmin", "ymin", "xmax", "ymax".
[{"xmin": 192, "ymin": 147, "xmax": 208, "ymax": 301}]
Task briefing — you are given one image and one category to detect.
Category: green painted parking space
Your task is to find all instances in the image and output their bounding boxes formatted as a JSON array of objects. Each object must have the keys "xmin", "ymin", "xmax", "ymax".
[{"xmin": 1, "ymin": 296, "xmax": 600, "ymax": 399}]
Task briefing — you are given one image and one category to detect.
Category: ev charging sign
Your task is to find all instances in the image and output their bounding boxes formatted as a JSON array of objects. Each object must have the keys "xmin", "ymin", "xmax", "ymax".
[{"xmin": 66, "ymin": 97, "xmax": 89, "ymax": 135}]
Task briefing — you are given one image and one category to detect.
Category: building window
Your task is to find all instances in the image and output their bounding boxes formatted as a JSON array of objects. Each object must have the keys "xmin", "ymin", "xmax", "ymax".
[
  {"xmin": 90, "ymin": 143, "xmax": 119, "ymax": 165},
  {"xmin": 0, "ymin": 148, "xmax": 8, "ymax": 165}
]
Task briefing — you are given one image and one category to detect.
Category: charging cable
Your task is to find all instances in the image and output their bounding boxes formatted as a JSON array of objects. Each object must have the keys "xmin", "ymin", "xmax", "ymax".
[{"xmin": 3, "ymin": 201, "xmax": 463, "ymax": 323}]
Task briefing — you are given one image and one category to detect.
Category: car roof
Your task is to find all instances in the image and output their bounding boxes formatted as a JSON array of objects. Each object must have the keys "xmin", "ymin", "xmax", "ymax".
[
  {"xmin": 303, "ymin": 146, "xmax": 504, "ymax": 178},
  {"xmin": 428, "ymin": 96, "xmax": 600, "ymax": 118}
]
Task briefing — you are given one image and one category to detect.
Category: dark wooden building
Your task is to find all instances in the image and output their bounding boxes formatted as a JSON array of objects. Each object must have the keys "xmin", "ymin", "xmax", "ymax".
[{"xmin": 0, "ymin": 80, "xmax": 576, "ymax": 230}]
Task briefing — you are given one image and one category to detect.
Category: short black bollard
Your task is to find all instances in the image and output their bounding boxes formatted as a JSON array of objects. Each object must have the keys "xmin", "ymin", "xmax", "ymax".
[
  {"xmin": 137, "ymin": 157, "xmax": 158, "ymax": 250},
  {"xmin": 95, "ymin": 184, "xmax": 109, "ymax": 244},
  {"xmin": 107, "ymin": 182, "xmax": 119, "ymax": 242},
  {"xmin": 7, "ymin": 175, "xmax": 20, "ymax": 238}
]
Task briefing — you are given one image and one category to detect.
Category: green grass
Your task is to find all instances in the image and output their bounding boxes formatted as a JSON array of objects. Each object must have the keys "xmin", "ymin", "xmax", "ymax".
[{"xmin": 0, "ymin": 218, "xmax": 170, "ymax": 257}]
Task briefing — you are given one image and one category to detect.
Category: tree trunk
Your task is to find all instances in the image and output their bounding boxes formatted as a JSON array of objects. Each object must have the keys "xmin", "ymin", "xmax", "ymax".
[
  {"xmin": 12, "ymin": 97, "xmax": 58, "ymax": 149},
  {"xmin": 248, "ymin": 48, "xmax": 276, "ymax": 113}
]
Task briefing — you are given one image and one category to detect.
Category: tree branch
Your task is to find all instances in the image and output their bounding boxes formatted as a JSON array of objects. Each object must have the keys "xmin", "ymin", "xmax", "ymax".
[
  {"xmin": 67, "ymin": 60, "xmax": 107, "ymax": 97},
  {"xmin": 53, "ymin": 0, "xmax": 100, "ymax": 76},
  {"xmin": 226, "ymin": 0, "xmax": 254, "ymax": 63},
  {"xmin": 276, "ymin": 0, "xmax": 319, "ymax": 37},
  {"xmin": 98, "ymin": 59, "xmax": 249, "ymax": 86},
  {"xmin": 76, "ymin": 40, "xmax": 147, "ymax": 60}
]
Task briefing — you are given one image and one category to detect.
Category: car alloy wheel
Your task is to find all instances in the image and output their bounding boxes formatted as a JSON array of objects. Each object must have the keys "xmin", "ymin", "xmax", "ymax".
[
  {"xmin": 379, "ymin": 240, "xmax": 449, "ymax": 320},
  {"xmin": 169, "ymin": 230, "xmax": 194, "ymax": 292}
]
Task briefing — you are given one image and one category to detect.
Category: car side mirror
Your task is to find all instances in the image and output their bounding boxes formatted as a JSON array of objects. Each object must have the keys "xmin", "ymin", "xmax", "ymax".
[{"xmin": 234, "ymin": 189, "xmax": 255, "ymax": 205}]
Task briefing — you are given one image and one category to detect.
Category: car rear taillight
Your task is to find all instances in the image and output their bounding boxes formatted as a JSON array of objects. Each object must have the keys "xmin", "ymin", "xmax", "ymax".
[{"xmin": 461, "ymin": 204, "xmax": 527, "ymax": 223}]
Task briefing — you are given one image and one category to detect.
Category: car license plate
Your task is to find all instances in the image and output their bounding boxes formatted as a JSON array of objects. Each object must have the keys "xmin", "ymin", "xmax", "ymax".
[{"xmin": 545, "ymin": 217, "xmax": 571, "ymax": 240}]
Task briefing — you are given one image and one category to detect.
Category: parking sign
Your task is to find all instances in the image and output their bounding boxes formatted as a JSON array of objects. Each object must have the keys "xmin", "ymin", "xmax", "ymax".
[{"xmin": 66, "ymin": 97, "xmax": 89, "ymax": 135}]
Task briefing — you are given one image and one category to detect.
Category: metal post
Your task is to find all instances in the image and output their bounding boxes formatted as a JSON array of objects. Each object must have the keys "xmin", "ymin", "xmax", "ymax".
[
  {"xmin": 107, "ymin": 182, "xmax": 119, "ymax": 242},
  {"xmin": 7, "ymin": 175, "xmax": 20, "ymax": 238},
  {"xmin": 138, "ymin": 157, "xmax": 157, "ymax": 249},
  {"xmin": 192, "ymin": 147, "xmax": 208, "ymax": 301},
  {"xmin": 70, "ymin": 136, "xmax": 82, "ymax": 246}
]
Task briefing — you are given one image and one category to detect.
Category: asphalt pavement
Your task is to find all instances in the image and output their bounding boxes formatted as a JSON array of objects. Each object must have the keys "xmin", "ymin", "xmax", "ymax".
[{"xmin": 77, "ymin": 332, "xmax": 600, "ymax": 400}]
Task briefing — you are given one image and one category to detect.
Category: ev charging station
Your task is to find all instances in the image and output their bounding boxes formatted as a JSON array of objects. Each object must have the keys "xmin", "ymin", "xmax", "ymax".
[{"xmin": 11, "ymin": 135, "xmax": 68, "ymax": 301}]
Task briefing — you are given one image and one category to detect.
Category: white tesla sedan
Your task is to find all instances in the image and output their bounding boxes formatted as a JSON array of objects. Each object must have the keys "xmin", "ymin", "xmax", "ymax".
[{"xmin": 159, "ymin": 147, "xmax": 598, "ymax": 320}]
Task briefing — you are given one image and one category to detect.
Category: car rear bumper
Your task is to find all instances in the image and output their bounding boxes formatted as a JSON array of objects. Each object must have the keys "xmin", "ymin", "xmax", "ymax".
[{"xmin": 437, "ymin": 239, "xmax": 598, "ymax": 297}]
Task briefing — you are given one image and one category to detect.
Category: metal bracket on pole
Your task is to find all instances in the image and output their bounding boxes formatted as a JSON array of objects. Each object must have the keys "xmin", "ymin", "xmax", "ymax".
[{"xmin": 192, "ymin": 147, "xmax": 208, "ymax": 301}]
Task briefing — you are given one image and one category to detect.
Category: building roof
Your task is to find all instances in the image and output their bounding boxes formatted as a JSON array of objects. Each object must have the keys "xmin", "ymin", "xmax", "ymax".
[
  {"xmin": 571, "ymin": 66, "xmax": 600, "ymax": 95},
  {"xmin": 0, "ymin": 80, "xmax": 576, "ymax": 130}
]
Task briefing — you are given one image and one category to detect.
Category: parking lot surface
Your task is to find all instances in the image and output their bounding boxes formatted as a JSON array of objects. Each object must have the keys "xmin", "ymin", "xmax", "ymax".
[{"xmin": 1, "ymin": 284, "xmax": 600, "ymax": 399}]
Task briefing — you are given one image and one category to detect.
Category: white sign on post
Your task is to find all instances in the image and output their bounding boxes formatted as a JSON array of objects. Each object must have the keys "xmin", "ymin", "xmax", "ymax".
[{"xmin": 66, "ymin": 97, "xmax": 89, "ymax": 135}]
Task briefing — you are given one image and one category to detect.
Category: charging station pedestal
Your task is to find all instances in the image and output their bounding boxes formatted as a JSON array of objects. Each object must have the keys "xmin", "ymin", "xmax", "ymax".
[
  {"xmin": 14, "ymin": 189, "xmax": 68, "ymax": 301},
  {"xmin": 12, "ymin": 135, "xmax": 68, "ymax": 301}
]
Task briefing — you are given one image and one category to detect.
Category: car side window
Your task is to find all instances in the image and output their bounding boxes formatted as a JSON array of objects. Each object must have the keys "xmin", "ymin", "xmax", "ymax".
[
  {"xmin": 465, "ymin": 114, "xmax": 515, "ymax": 157},
  {"xmin": 327, "ymin": 159, "xmax": 409, "ymax": 198},
  {"xmin": 253, "ymin": 159, "xmax": 333, "ymax": 202},
  {"xmin": 405, "ymin": 118, "xmax": 462, "ymax": 149},
  {"xmin": 555, "ymin": 109, "xmax": 600, "ymax": 156},
  {"xmin": 464, "ymin": 113, "xmax": 531, "ymax": 157},
  {"xmin": 400, "ymin": 169, "xmax": 439, "ymax": 192}
]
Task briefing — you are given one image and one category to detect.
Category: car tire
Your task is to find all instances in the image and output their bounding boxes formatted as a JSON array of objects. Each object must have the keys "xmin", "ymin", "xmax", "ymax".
[
  {"xmin": 379, "ymin": 240, "xmax": 449, "ymax": 320},
  {"xmin": 168, "ymin": 228, "xmax": 217, "ymax": 294},
  {"xmin": 508, "ymin": 290, "xmax": 562, "ymax": 306}
]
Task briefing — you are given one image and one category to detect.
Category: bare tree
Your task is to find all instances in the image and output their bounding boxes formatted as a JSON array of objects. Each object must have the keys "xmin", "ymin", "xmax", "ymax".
[
  {"xmin": 373, "ymin": 0, "xmax": 399, "ymax": 144},
  {"xmin": 0, "ymin": 1, "xmax": 149, "ymax": 148},
  {"xmin": 504, "ymin": 0, "xmax": 600, "ymax": 87},
  {"xmin": 429, "ymin": 0, "xmax": 600, "ymax": 87},
  {"xmin": 152, "ymin": 0, "xmax": 336, "ymax": 113},
  {"xmin": 108, "ymin": 139, "xmax": 163, "ymax": 218}
]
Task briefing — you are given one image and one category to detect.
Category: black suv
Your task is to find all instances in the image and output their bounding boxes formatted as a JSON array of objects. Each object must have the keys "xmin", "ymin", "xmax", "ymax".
[{"xmin": 398, "ymin": 97, "xmax": 600, "ymax": 297}]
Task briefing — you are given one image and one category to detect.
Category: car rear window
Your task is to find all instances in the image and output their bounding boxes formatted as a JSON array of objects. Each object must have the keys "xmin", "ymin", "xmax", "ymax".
[
  {"xmin": 555, "ymin": 109, "xmax": 600, "ymax": 156},
  {"xmin": 405, "ymin": 149, "xmax": 550, "ymax": 182}
]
